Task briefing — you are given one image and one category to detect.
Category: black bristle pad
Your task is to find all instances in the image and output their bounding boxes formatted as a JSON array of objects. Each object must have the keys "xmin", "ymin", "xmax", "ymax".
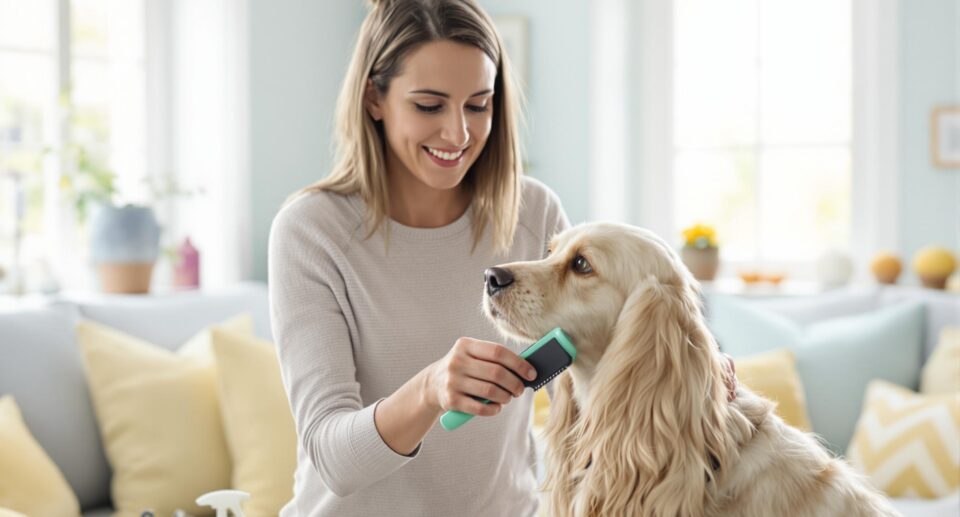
[{"xmin": 522, "ymin": 338, "xmax": 573, "ymax": 391}]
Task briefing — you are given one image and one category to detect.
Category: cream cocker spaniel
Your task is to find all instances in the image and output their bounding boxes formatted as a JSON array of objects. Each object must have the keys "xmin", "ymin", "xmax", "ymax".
[{"xmin": 482, "ymin": 222, "xmax": 899, "ymax": 517}]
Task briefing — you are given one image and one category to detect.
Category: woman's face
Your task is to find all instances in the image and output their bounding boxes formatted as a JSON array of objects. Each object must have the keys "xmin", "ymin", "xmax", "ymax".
[{"xmin": 366, "ymin": 39, "xmax": 497, "ymax": 192}]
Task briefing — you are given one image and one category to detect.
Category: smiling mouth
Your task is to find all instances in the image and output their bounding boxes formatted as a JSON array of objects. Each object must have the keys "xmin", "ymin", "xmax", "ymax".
[{"xmin": 421, "ymin": 145, "xmax": 468, "ymax": 166}]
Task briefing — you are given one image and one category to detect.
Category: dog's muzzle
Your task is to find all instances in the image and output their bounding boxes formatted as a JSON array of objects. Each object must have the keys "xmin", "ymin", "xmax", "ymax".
[{"xmin": 484, "ymin": 267, "xmax": 514, "ymax": 297}]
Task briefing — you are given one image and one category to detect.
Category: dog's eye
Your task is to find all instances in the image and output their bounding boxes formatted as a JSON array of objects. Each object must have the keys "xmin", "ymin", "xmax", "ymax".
[{"xmin": 572, "ymin": 255, "xmax": 593, "ymax": 274}]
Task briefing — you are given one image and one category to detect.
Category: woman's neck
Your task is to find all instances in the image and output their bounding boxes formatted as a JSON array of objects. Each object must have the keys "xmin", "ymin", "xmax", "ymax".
[{"xmin": 387, "ymin": 171, "xmax": 472, "ymax": 228}]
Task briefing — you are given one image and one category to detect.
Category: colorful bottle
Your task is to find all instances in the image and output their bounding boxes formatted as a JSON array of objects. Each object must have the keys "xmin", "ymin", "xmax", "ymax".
[{"xmin": 172, "ymin": 237, "xmax": 200, "ymax": 289}]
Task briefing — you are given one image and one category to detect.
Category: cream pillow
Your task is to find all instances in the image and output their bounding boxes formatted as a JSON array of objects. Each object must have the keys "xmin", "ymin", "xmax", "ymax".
[
  {"xmin": 847, "ymin": 380, "xmax": 960, "ymax": 498},
  {"xmin": 76, "ymin": 313, "xmax": 253, "ymax": 517},
  {"xmin": 921, "ymin": 326, "xmax": 960, "ymax": 394},
  {"xmin": 0, "ymin": 396, "xmax": 80, "ymax": 517},
  {"xmin": 210, "ymin": 328, "xmax": 296, "ymax": 516},
  {"xmin": 0, "ymin": 509, "xmax": 28, "ymax": 517},
  {"xmin": 735, "ymin": 348, "xmax": 812, "ymax": 431}
]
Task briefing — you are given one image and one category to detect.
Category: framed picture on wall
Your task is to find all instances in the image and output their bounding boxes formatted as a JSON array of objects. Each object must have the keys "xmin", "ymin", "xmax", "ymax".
[
  {"xmin": 931, "ymin": 105, "xmax": 960, "ymax": 169},
  {"xmin": 493, "ymin": 16, "xmax": 529, "ymax": 94}
]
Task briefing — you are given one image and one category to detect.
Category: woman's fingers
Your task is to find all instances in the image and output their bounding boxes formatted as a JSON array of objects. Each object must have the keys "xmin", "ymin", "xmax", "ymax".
[
  {"xmin": 435, "ymin": 337, "xmax": 535, "ymax": 417},
  {"xmin": 459, "ymin": 376, "xmax": 516, "ymax": 405},
  {"xmin": 461, "ymin": 377, "xmax": 513, "ymax": 404},
  {"xmin": 462, "ymin": 355, "xmax": 527, "ymax": 398},
  {"xmin": 464, "ymin": 339, "xmax": 537, "ymax": 383}
]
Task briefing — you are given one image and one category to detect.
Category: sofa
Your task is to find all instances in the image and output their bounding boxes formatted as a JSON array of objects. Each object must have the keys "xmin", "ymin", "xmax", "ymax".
[
  {"xmin": 1, "ymin": 281, "xmax": 957, "ymax": 515},
  {"xmin": 702, "ymin": 284, "xmax": 960, "ymax": 516},
  {"xmin": 0, "ymin": 282, "xmax": 273, "ymax": 516}
]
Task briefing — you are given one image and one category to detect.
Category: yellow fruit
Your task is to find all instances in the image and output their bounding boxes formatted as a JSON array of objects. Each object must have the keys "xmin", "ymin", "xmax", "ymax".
[
  {"xmin": 912, "ymin": 246, "xmax": 957, "ymax": 277},
  {"xmin": 870, "ymin": 252, "xmax": 902, "ymax": 284}
]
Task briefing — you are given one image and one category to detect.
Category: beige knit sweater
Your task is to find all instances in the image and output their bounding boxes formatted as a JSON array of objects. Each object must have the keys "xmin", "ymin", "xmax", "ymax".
[{"xmin": 268, "ymin": 176, "xmax": 569, "ymax": 516}]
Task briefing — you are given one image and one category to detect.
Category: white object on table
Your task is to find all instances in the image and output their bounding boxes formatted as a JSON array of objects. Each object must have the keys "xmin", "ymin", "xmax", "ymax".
[{"xmin": 196, "ymin": 489, "xmax": 250, "ymax": 517}]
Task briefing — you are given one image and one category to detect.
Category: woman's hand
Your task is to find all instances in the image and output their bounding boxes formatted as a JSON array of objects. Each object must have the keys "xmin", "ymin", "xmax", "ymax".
[{"xmin": 422, "ymin": 337, "xmax": 537, "ymax": 417}]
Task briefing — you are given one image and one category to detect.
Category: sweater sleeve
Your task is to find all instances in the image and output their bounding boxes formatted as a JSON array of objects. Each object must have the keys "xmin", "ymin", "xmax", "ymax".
[{"xmin": 268, "ymin": 205, "xmax": 421, "ymax": 497}]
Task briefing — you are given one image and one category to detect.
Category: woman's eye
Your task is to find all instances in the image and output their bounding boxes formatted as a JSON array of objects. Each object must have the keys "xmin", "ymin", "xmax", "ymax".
[
  {"xmin": 414, "ymin": 103, "xmax": 488, "ymax": 114},
  {"xmin": 572, "ymin": 255, "xmax": 593, "ymax": 274}
]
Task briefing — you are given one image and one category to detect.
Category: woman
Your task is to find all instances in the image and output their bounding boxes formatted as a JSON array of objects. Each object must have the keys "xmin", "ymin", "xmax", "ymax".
[{"xmin": 268, "ymin": 0, "xmax": 568, "ymax": 514}]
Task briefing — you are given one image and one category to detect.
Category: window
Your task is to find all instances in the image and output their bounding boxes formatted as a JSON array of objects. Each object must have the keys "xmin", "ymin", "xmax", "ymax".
[
  {"xmin": 672, "ymin": 0, "xmax": 852, "ymax": 266},
  {"xmin": 71, "ymin": 0, "xmax": 149, "ymax": 203},
  {"xmin": 0, "ymin": 1, "xmax": 58, "ymax": 293},
  {"xmin": 0, "ymin": 0, "xmax": 151, "ymax": 293}
]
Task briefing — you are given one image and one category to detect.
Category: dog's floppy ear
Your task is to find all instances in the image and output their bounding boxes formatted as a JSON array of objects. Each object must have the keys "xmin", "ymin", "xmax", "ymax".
[
  {"xmin": 572, "ymin": 274, "xmax": 731, "ymax": 516},
  {"xmin": 540, "ymin": 371, "xmax": 581, "ymax": 517}
]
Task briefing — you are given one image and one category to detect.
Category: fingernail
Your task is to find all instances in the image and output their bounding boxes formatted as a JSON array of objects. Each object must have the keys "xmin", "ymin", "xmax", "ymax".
[{"xmin": 527, "ymin": 369, "xmax": 537, "ymax": 380}]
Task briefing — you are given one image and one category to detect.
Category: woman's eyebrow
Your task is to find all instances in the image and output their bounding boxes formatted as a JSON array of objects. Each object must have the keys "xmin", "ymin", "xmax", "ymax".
[{"xmin": 408, "ymin": 88, "xmax": 493, "ymax": 98}]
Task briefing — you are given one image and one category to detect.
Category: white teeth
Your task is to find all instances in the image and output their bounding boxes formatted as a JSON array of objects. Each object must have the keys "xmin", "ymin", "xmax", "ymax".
[{"xmin": 426, "ymin": 146, "xmax": 464, "ymax": 161}]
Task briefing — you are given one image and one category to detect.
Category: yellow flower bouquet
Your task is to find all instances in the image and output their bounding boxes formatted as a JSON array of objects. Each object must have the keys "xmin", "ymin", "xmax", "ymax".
[
  {"xmin": 680, "ymin": 223, "xmax": 720, "ymax": 281},
  {"xmin": 682, "ymin": 223, "xmax": 718, "ymax": 250}
]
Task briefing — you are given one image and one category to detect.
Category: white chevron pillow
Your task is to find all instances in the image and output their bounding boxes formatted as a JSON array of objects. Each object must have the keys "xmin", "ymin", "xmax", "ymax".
[{"xmin": 847, "ymin": 380, "xmax": 960, "ymax": 498}]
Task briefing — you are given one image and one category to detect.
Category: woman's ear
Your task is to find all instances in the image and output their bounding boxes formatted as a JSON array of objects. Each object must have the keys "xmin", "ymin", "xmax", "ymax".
[{"xmin": 364, "ymin": 78, "xmax": 384, "ymax": 121}]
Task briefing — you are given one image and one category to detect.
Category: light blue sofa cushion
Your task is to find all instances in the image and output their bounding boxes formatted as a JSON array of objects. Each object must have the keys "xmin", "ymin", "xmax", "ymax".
[
  {"xmin": 0, "ymin": 302, "xmax": 111, "ymax": 510},
  {"xmin": 707, "ymin": 295, "xmax": 925, "ymax": 454}
]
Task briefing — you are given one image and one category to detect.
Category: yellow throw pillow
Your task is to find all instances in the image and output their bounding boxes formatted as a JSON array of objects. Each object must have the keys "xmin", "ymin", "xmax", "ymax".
[
  {"xmin": 847, "ymin": 380, "xmax": 960, "ymax": 498},
  {"xmin": 0, "ymin": 396, "xmax": 80, "ymax": 517},
  {"xmin": 76, "ymin": 313, "xmax": 253, "ymax": 517},
  {"xmin": 531, "ymin": 348, "xmax": 813, "ymax": 432},
  {"xmin": 735, "ymin": 348, "xmax": 812, "ymax": 431},
  {"xmin": 533, "ymin": 389, "xmax": 550, "ymax": 430},
  {"xmin": 921, "ymin": 326, "xmax": 960, "ymax": 395},
  {"xmin": 210, "ymin": 329, "xmax": 296, "ymax": 516}
]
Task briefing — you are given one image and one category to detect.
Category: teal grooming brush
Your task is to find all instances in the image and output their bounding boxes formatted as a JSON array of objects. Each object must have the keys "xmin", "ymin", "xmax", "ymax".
[{"xmin": 440, "ymin": 327, "xmax": 576, "ymax": 431}]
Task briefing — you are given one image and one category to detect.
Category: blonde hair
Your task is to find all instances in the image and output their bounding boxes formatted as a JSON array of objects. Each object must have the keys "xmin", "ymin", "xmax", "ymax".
[{"xmin": 286, "ymin": 0, "xmax": 526, "ymax": 254}]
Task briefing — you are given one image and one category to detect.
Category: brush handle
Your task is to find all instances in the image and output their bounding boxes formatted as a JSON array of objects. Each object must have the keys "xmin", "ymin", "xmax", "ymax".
[{"xmin": 439, "ymin": 402, "xmax": 487, "ymax": 430}]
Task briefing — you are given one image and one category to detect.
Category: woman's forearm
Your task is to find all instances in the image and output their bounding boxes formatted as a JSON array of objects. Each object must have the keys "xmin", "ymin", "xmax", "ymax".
[{"xmin": 373, "ymin": 368, "xmax": 443, "ymax": 456}]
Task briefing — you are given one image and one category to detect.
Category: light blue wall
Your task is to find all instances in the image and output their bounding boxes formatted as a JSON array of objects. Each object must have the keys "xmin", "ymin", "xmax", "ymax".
[
  {"xmin": 249, "ymin": 0, "xmax": 590, "ymax": 281},
  {"xmin": 249, "ymin": 1, "xmax": 366, "ymax": 282},
  {"xmin": 248, "ymin": 1, "xmax": 959, "ymax": 282},
  {"xmin": 898, "ymin": 0, "xmax": 960, "ymax": 264},
  {"xmin": 479, "ymin": 1, "xmax": 591, "ymax": 226}
]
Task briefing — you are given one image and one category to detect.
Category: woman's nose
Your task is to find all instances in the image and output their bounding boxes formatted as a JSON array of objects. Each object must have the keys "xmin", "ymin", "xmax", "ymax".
[{"xmin": 441, "ymin": 111, "xmax": 469, "ymax": 148}]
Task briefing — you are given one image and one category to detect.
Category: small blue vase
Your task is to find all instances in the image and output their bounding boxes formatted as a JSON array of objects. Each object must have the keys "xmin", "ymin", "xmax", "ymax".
[{"xmin": 89, "ymin": 203, "xmax": 161, "ymax": 264}]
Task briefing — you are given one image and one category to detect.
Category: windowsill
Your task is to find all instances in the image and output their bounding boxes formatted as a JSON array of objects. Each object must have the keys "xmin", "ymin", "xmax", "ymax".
[
  {"xmin": 700, "ymin": 277, "xmax": 960, "ymax": 299},
  {"xmin": 700, "ymin": 277, "xmax": 835, "ymax": 298}
]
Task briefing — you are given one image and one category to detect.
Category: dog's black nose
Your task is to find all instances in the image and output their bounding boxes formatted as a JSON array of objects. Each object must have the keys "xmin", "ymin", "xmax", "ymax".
[{"xmin": 484, "ymin": 267, "xmax": 514, "ymax": 296}]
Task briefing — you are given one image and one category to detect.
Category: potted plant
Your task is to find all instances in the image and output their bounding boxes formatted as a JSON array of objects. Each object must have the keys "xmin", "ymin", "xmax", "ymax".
[
  {"xmin": 60, "ymin": 145, "xmax": 200, "ymax": 294},
  {"xmin": 680, "ymin": 223, "xmax": 720, "ymax": 281}
]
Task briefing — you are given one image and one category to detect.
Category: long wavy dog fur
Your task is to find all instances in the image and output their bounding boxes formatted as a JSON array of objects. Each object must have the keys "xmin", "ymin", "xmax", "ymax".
[{"xmin": 482, "ymin": 222, "xmax": 898, "ymax": 517}]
